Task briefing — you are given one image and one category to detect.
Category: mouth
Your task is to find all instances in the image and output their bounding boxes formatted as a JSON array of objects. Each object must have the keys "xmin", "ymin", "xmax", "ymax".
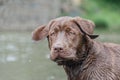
[
  {"xmin": 54, "ymin": 58, "xmax": 81, "ymax": 67},
  {"xmin": 50, "ymin": 51, "xmax": 77, "ymax": 65},
  {"xmin": 53, "ymin": 57, "xmax": 68, "ymax": 65},
  {"xmin": 55, "ymin": 60, "xmax": 64, "ymax": 65}
]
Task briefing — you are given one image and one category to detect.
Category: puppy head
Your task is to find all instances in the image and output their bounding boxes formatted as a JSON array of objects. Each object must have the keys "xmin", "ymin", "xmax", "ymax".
[{"xmin": 32, "ymin": 16, "xmax": 98, "ymax": 65}]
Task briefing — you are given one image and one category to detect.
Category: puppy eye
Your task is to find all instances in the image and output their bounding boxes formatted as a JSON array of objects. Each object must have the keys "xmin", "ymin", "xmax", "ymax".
[
  {"xmin": 66, "ymin": 28, "xmax": 76, "ymax": 35},
  {"xmin": 69, "ymin": 31, "xmax": 76, "ymax": 35},
  {"xmin": 50, "ymin": 32, "xmax": 55, "ymax": 36}
]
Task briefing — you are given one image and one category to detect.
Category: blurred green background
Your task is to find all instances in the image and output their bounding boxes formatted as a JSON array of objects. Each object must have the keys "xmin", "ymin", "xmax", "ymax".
[{"xmin": 0, "ymin": 0, "xmax": 120, "ymax": 80}]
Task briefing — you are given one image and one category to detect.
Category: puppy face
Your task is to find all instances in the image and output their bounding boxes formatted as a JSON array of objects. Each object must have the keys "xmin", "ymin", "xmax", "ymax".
[
  {"xmin": 32, "ymin": 17, "xmax": 97, "ymax": 65},
  {"xmin": 48, "ymin": 20, "xmax": 82, "ymax": 64}
]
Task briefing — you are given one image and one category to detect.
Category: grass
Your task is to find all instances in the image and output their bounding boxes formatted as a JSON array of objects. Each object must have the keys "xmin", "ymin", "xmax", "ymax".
[
  {"xmin": 0, "ymin": 31, "xmax": 120, "ymax": 80},
  {"xmin": 80, "ymin": 0, "xmax": 120, "ymax": 30}
]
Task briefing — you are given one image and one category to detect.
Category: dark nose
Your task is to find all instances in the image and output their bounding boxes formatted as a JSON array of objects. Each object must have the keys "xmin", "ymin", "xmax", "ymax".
[{"xmin": 54, "ymin": 46, "xmax": 64, "ymax": 53}]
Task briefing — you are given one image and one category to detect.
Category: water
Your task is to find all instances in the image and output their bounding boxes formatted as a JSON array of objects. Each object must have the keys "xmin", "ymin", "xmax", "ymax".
[{"xmin": 0, "ymin": 31, "xmax": 66, "ymax": 80}]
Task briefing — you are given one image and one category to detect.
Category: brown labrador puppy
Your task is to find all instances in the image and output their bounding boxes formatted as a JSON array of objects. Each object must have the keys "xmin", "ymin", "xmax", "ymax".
[{"xmin": 32, "ymin": 16, "xmax": 120, "ymax": 80}]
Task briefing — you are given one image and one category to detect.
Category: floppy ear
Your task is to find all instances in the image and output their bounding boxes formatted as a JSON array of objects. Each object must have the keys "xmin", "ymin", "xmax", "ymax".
[
  {"xmin": 73, "ymin": 17, "xmax": 99, "ymax": 39},
  {"xmin": 32, "ymin": 25, "xmax": 48, "ymax": 41},
  {"xmin": 32, "ymin": 20, "xmax": 55, "ymax": 41}
]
